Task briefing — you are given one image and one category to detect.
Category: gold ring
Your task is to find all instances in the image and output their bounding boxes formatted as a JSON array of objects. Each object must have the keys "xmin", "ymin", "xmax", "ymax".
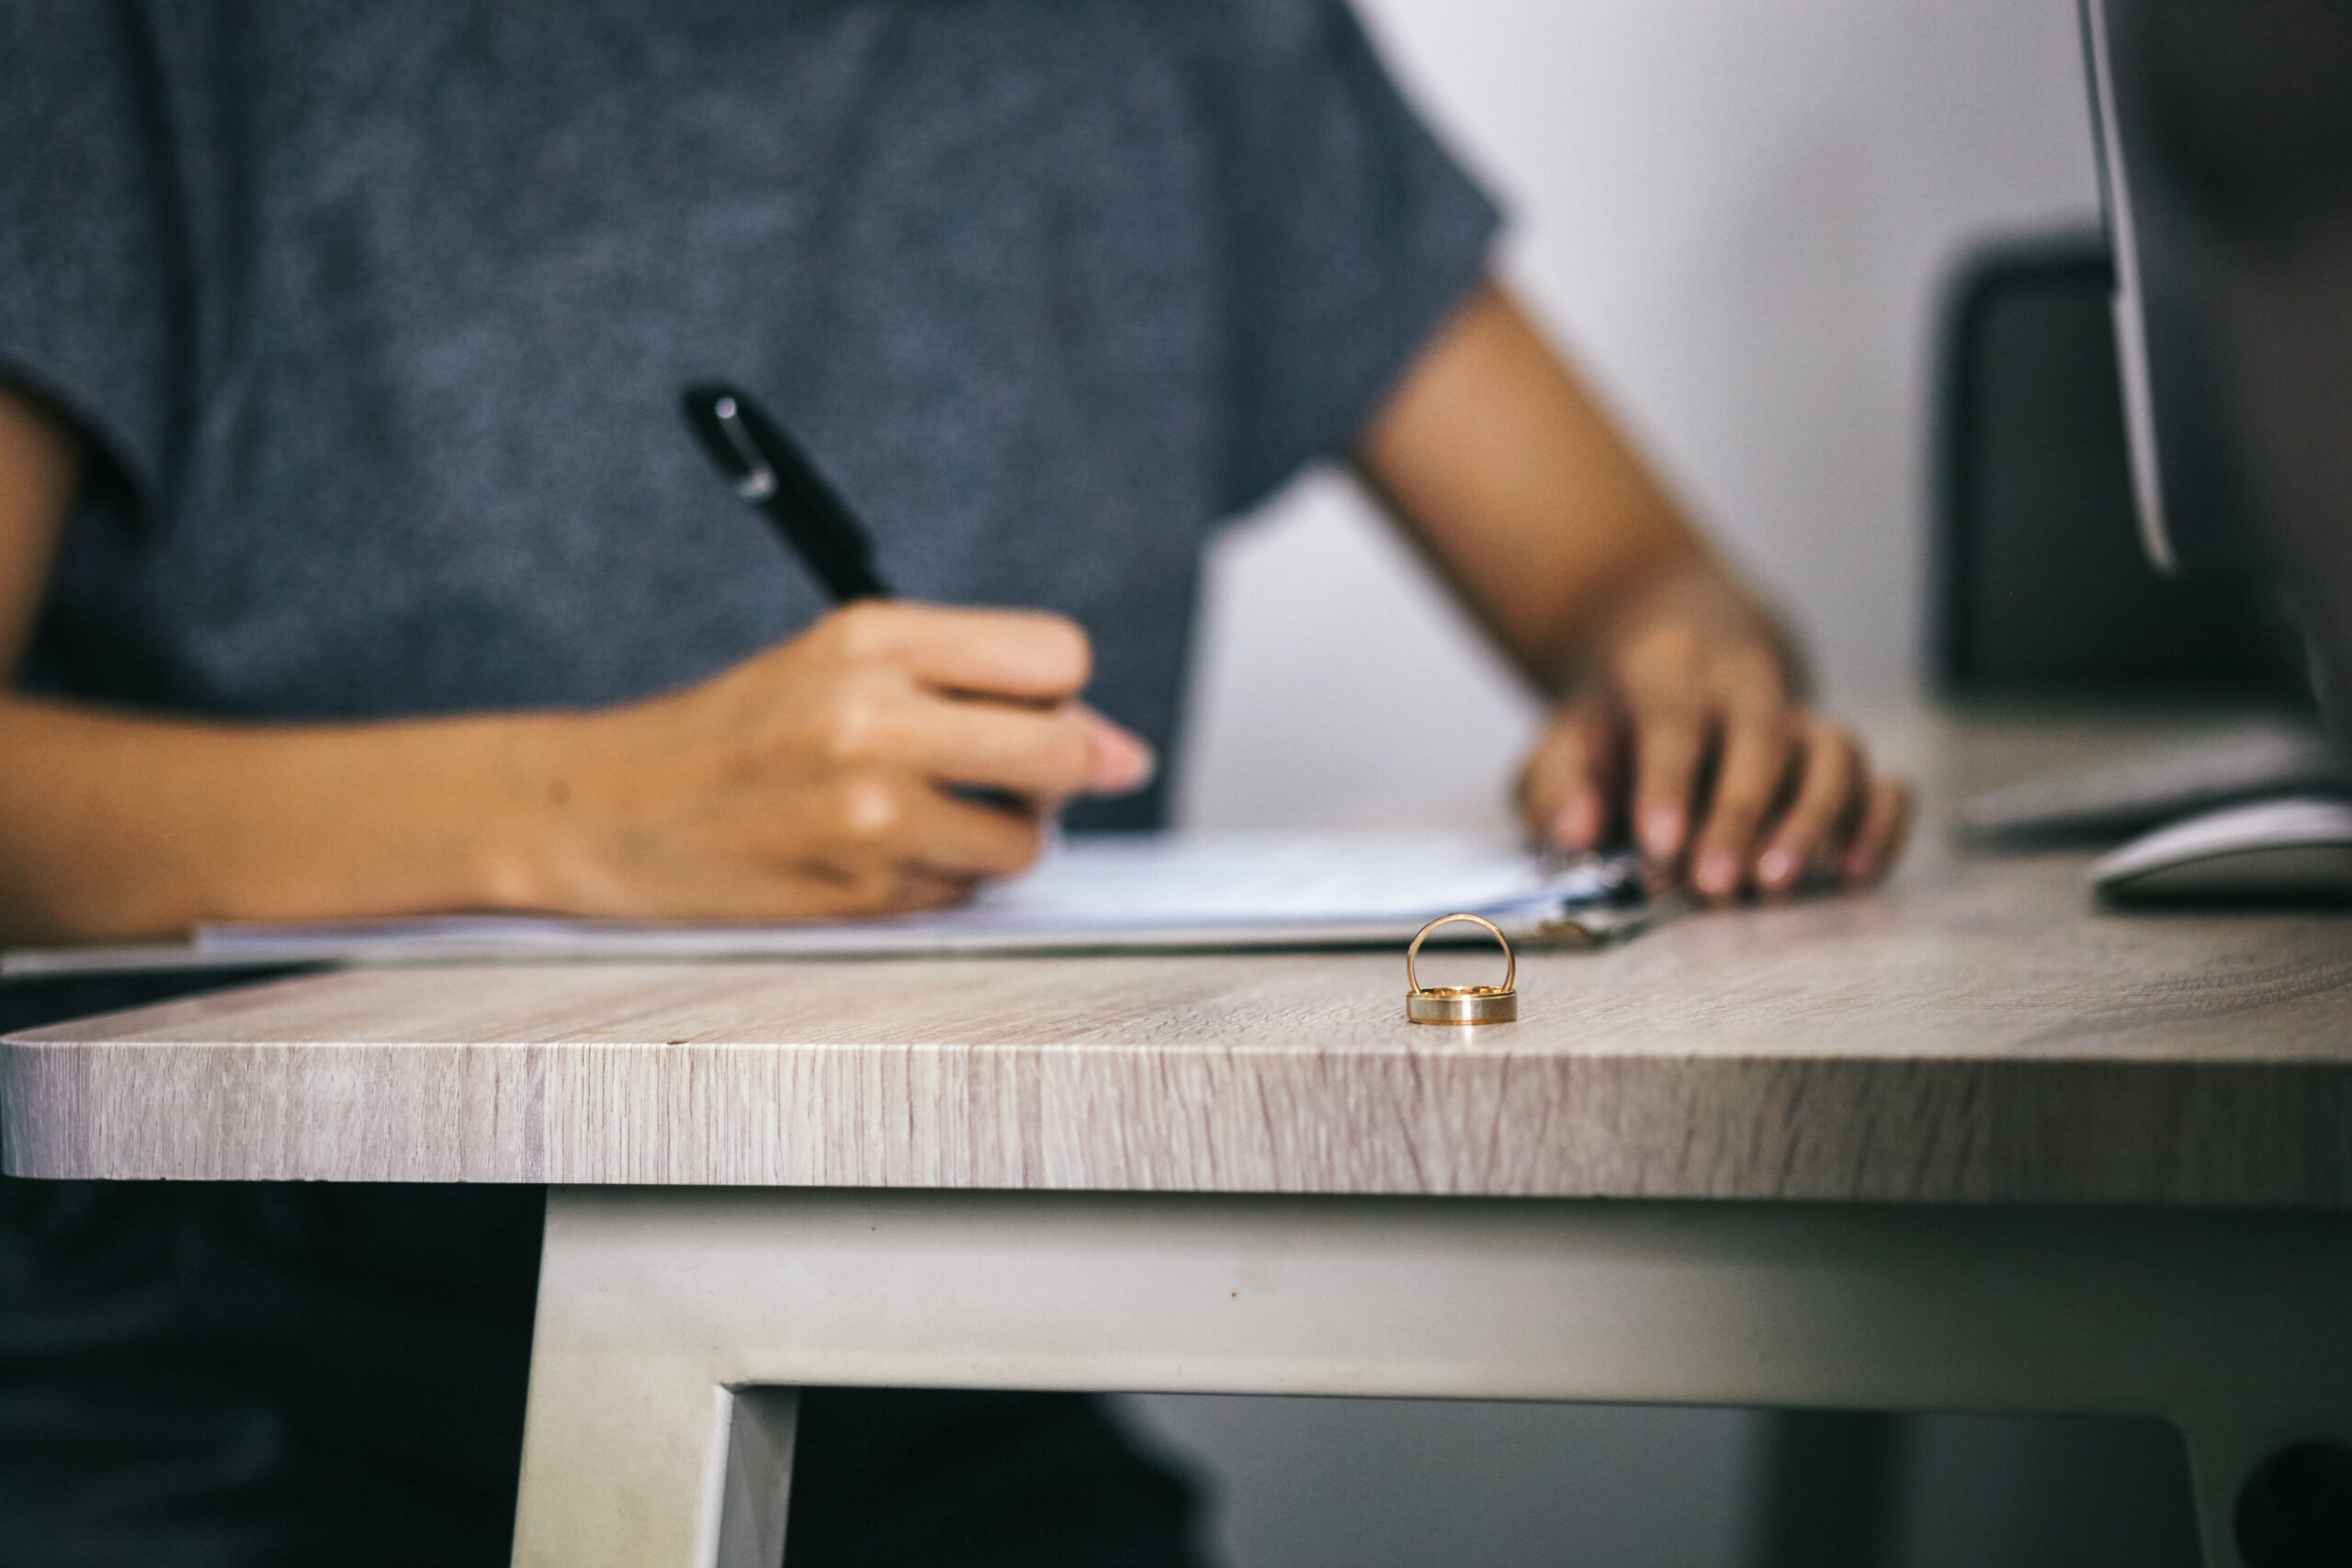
[{"xmin": 1405, "ymin": 913, "xmax": 1518, "ymax": 1025}]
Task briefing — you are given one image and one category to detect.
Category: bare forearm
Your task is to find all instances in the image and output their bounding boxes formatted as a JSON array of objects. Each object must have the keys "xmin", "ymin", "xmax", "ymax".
[
  {"xmin": 1357, "ymin": 277, "xmax": 1907, "ymax": 893},
  {"xmin": 0, "ymin": 603, "xmax": 1155, "ymax": 944},
  {"xmin": 0, "ymin": 696, "xmax": 564, "ymax": 942},
  {"xmin": 2, "ymin": 382, "xmax": 561, "ymax": 942},
  {"xmin": 1356, "ymin": 282, "xmax": 1796, "ymax": 693}
]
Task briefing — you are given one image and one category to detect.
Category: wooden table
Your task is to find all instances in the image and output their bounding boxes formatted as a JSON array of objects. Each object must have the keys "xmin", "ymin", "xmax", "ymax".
[{"xmin": 6, "ymin": 711, "xmax": 2349, "ymax": 1568}]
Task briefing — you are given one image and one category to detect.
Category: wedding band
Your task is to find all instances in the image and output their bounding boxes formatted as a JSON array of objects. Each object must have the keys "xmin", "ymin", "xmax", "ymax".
[{"xmin": 1405, "ymin": 913, "xmax": 1519, "ymax": 1025}]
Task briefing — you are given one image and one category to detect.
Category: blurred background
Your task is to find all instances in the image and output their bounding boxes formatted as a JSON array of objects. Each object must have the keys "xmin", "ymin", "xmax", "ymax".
[{"xmin": 1147, "ymin": 2, "xmax": 2204, "ymax": 1565}]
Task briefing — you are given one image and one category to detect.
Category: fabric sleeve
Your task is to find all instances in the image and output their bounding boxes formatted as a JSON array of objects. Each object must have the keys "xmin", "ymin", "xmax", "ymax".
[
  {"xmin": 1181, "ymin": 0, "xmax": 1504, "ymax": 515},
  {"xmin": 0, "ymin": 4, "xmax": 179, "ymax": 511}
]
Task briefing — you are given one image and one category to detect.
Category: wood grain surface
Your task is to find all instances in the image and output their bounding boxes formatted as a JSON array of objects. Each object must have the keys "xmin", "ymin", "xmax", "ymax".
[{"xmin": 8, "ymin": 832, "xmax": 2349, "ymax": 1201}]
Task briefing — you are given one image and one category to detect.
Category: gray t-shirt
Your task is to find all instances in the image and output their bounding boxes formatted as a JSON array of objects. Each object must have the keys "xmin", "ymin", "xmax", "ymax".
[{"xmin": 1, "ymin": 0, "xmax": 1497, "ymax": 828}]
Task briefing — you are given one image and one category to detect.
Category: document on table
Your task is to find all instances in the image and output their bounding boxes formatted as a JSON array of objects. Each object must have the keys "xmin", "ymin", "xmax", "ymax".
[{"xmin": 3, "ymin": 833, "xmax": 1674, "ymax": 976}]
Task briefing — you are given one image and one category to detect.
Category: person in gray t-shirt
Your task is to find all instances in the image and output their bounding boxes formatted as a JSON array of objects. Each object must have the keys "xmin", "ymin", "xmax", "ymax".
[
  {"xmin": 0, "ymin": 0, "xmax": 1907, "ymax": 942},
  {"xmin": 0, "ymin": 3, "xmax": 1912, "ymax": 1562}
]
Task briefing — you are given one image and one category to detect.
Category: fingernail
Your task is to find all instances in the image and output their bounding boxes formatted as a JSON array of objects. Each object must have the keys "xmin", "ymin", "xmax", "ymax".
[
  {"xmin": 1091, "ymin": 728, "xmax": 1157, "ymax": 795},
  {"xmin": 1696, "ymin": 850, "xmax": 1740, "ymax": 897},
  {"xmin": 1640, "ymin": 805, "xmax": 1684, "ymax": 859},
  {"xmin": 1553, "ymin": 790, "xmax": 1600, "ymax": 850},
  {"xmin": 1757, "ymin": 846, "xmax": 1797, "ymax": 888}
]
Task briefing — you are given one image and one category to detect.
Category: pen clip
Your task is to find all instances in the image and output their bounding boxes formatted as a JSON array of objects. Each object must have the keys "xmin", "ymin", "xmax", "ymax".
[
  {"xmin": 708, "ymin": 396, "xmax": 780, "ymax": 503},
  {"xmin": 682, "ymin": 380, "xmax": 891, "ymax": 602}
]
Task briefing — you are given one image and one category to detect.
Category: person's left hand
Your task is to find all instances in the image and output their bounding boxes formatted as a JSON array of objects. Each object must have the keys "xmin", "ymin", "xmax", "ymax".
[{"xmin": 1517, "ymin": 613, "xmax": 1912, "ymax": 903}]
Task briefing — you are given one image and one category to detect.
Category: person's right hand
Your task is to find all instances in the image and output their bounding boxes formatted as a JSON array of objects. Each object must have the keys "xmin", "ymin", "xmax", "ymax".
[{"xmin": 517, "ymin": 602, "xmax": 1153, "ymax": 919}]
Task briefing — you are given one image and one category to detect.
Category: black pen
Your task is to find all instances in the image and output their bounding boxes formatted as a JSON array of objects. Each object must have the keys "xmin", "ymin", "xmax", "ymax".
[
  {"xmin": 681, "ymin": 382, "xmax": 891, "ymax": 602},
  {"xmin": 683, "ymin": 381, "xmax": 1046, "ymax": 816}
]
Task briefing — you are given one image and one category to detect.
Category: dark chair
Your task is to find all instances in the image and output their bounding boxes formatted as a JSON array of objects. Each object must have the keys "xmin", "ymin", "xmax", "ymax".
[{"xmin": 1931, "ymin": 231, "xmax": 2305, "ymax": 698}]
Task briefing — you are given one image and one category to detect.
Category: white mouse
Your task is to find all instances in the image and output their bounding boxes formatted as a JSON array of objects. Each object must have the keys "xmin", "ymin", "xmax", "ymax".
[{"xmin": 2090, "ymin": 795, "xmax": 2352, "ymax": 904}]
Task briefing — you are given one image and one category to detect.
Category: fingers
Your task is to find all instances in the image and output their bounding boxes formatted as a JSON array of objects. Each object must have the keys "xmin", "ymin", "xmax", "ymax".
[
  {"xmin": 1519, "ymin": 701, "xmax": 1619, "ymax": 851},
  {"xmin": 1537, "ymin": 677, "xmax": 1912, "ymax": 902},
  {"xmin": 1629, "ymin": 702, "xmax": 1706, "ymax": 864},
  {"xmin": 1699, "ymin": 719, "xmax": 1904, "ymax": 900},
  {"xmin": 1841, "ymin": 776, "xmax": 1913, "ymax": 888},
  {"xmin": 860, "ymin": 868, "xmax": 982, "ymax": 916},
  {"xmin": 824, "ymin": 685, "xmax": 1152, "ymax": 798},
  {"xmin": 814, "ymin": 679, "xmax": 1155, "ymax": 804},
  {"xmin": 1752, "ymin": 719, "xmax": 1861, "ymax": 897},
  {"xmin": 823, "ymin": 601, "xmax": 1094, "ymax": 703},
  {"xmin": 786, "ymin": 601, "xmax": 1152, "ymax": 804},
  {"xmin": 592, "ymin": 604, "xmax": 1145, "ymax": 921},
  {"xmin": 1073, "ymin": 704, "xmax": 1157, "ymax": 795},
  {"xmin": 898, "ymin": 787, "xmax": 1049, "ymax": 881},
  {"xmin": 820, "ymin": 773, "xmax": 1047, "ymax": 885},
  {"xmin": 1688, "ymin": 706, "xmax": 1794, "ymax": 901},
  {"xmin": 827, "ymin": 603, "xmax": 1153, "ymax": 796}
]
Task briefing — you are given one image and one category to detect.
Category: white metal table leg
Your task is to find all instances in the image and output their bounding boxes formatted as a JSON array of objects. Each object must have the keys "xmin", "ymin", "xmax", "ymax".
[
  {"xmin": 509, "ymin": 1190, "xmax": 2352, "ymax": 1568},
  {"xmin": 509, "ymin": 1346, "xmax": 797, "ymax": 1568}
]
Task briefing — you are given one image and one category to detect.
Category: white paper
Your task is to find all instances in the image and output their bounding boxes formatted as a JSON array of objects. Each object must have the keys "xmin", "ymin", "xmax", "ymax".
[
  {"xmin": 927, "ymin": 832, "xmax": 1608, "ymax": 928},
  {"xmin": 187, "ymin": 831, "xmax": 1633, "ymax": 960}
]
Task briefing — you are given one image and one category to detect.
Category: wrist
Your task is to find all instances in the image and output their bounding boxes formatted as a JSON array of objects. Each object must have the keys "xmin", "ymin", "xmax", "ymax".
[
  {"xmin": 465, "ymin": 708, "xmax": 609, "ymax": 914},
  {"xmin": 1555, "ymin": 553, "xmax": 1806, "ymax": 703}
]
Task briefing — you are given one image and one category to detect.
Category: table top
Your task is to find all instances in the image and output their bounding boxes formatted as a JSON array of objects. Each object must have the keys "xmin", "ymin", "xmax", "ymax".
[{"xmin": 6, "ymin": 707, "xmax": 2349, "ymax": 1204}]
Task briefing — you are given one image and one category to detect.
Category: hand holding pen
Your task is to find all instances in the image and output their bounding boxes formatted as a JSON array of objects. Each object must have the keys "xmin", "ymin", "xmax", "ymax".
[
  {"xmin": 518, "ymin": 599, "xmax": 1149, "ymax": 917},
  {"xmin": 382, "ymin": 389, "xmax": 1151, "ymax": 923},
  {"xmin": 558, "ymin": 383, "xmax": 1151, "ymax": 909}
]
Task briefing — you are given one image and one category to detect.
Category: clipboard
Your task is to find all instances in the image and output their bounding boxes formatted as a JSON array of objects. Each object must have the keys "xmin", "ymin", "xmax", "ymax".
[{"xmin": 2, "ymin": 833, "xmax": 1686, "ymax": 977}]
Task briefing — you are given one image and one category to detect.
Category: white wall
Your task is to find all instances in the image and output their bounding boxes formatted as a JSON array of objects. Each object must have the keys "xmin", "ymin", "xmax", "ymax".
[
  {"xmin": 1177, "ymin": 0, "xmax": 2103, "ymax": 832},
  {"xmin": 1155, "ymin": 6, "xmax": 2112, "ymax": 1564}
]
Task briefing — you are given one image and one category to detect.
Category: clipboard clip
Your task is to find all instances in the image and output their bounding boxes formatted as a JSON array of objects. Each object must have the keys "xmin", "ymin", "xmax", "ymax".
[{"xmin": 1521, "ymin": 852, "xmax": 1692, "ymax": 950}]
